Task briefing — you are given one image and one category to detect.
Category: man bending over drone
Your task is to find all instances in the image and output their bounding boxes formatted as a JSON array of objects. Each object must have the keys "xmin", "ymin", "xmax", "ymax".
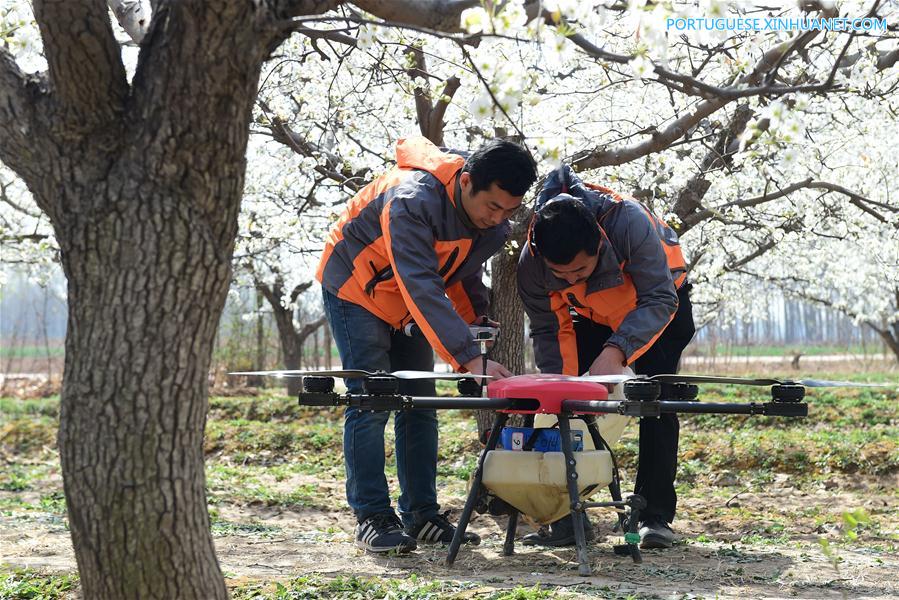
[
  {"xmin": 317, "ymin": 136, "xmax": 537, "ymax": 554},
  {"xmin": 516, "ymin": 165, "xmax": 695, "ymax": 549}
]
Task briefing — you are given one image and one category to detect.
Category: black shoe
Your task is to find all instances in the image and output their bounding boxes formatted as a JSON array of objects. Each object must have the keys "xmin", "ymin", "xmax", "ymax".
[
  {"xmin": 639, "ymin": 517, "xmax": 676, "ymax": 549},
  {"xmin": 521, "ymin": 514, "xmax": 595, "ymax": 547},
  {"xmin": 355, "ymin": 512, "xmax": 417, "ymax": 553},
  {"xmin": 405, "ymin": 510, "xmax": 481, "ymax": 545}
]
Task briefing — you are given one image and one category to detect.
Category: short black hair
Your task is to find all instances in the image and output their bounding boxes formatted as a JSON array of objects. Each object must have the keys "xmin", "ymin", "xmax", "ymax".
[
  {"xmin": 532, "ymin": 195, "xmax": 600, "ymax": 264},
  {"xmin": 463, "ymin": 139, "xmax": 537, "ymax": 197}
]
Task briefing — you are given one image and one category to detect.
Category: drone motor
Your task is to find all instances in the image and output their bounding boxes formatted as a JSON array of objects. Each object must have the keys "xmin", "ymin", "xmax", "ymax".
[
  {"xmin": 363, "ymin": 376, "xmax": 400, "ymax": 395},
  {"xmin": 302, "ymin": 376, "xmax": 335, "ymax": 394},
  {"xmin": 623, "ymin": 379, "xmax": 661, "ymax": 401},
  {"xmin": 771, "ymin": 383, "xmax": 805, "ymax": 403}
]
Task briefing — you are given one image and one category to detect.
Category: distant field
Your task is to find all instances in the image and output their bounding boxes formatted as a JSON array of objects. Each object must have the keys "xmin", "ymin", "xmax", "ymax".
[
  {"xmin": 686, "ymin": 343, "xmax": 889, "ymax": 357},
  {"xmin": 0, "ymin": 344, "xmax": 65, "ymax": 359}
]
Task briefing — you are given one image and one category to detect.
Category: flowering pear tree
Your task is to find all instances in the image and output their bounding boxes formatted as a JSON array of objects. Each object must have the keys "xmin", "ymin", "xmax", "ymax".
[{"xmin": 0, "ymin": 0, "xmax": 896, "ymax": 596}]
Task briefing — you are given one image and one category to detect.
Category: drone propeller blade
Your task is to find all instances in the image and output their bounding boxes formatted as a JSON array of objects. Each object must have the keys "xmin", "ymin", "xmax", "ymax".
[
  {"xmin": 228, "ymin": 370, "xmax": 304, "ymax": 378},
  {"xmin": 577, "ymin": 374, "xmax": 636, "ymax": 385},
  {"xmin": 229, "ymin": 368, "xmax": 375, "ymax": 378},
  {"xmin": 230, "ymin": 368, "xmax": 489, "ymax": 381},
  {"xmin": 649, "ymin": 374, "xmax": 783, "ymax": 386},
  {"xmin": 795, "ymin": 379, "xmax": 888, "ymax": 388},
  {"xmin": 390, "ymin": 370, "xmax": 491, "ymax": 380},
  {"xmin": 647, "ymin": 374, "xmax": 890, "ymax": 388}
]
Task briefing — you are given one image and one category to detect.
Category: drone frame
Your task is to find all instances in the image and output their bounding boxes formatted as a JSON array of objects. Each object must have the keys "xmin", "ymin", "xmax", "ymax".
[{"xmin": 296, "ymin": 374, "xmax": 809, "ymax": 576}]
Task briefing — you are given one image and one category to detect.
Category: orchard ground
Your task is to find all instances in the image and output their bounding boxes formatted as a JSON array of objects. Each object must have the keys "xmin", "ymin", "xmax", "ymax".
[{"xmin": 1, "ymin": 363, "xmax": 897, "ymax": 599}]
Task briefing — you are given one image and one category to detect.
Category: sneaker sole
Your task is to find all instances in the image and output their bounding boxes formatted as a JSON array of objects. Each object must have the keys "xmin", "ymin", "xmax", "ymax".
[
  {"xmin": 640, "ymin": 534, "xmax": 673, "ymax": 549},
  {"xmin": 355, "ymin": 540, "xmax": 417, "ymax": 554}
]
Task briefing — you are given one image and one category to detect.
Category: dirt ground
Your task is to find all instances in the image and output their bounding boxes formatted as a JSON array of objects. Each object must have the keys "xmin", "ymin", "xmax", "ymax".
[
  {"xmin": 3, "ymin": 474, "xmax": 897, "ymax": 599},
  {"xmin": 2, "ymin": 362, "xmax": 896, "ymax": 598}
]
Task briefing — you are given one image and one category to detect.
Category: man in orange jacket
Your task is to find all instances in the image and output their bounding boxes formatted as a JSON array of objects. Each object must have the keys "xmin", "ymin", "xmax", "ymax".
[
  {"xmin": 317, "ymin": 137, "xmax": 537, "ymax": 553},
  {"xmin": 517, "ymin": 165, "xmax": 695, "ymax": 549}
]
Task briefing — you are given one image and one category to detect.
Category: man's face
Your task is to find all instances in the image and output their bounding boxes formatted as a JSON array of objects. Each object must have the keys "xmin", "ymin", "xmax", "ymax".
[
  {"xmin": 544, "ymin": 250, "xmax": 599, "ymax": 286},
  {"xmin": 459, "ymin": 172, "xmax": 523, "ymax": 229}
]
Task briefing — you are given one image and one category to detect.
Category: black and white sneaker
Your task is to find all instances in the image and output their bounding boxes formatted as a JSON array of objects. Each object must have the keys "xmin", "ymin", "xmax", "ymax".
[
  {"xmin": 355, "ymin": 512, "xmax": 417, "ymax": 553},
  {"xmin": 639, "ymin": 517, "xmax": 677, "ymax": 549},
  {"xmin": 406, "ymin": 511, "xmax": 481, "ymax": 545}
]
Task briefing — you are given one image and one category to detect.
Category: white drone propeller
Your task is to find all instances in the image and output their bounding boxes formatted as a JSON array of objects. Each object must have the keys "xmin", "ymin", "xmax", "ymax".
[
  {"xmin": 648, "ymin": 374, "xmax": 888, "ymax": 387},
  {"xmin": 558, "ymin": 373, "xmax": 887, "ymax": 388},
  {"xmin": 229, "ymin": 368, "xmax": 490, "ymax": 381}
]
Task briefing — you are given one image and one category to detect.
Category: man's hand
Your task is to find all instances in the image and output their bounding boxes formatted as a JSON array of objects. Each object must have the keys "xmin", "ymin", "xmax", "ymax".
[
  {"xmin": 475, "ymin": 316, "xmax": 500, "ymax": 328},
  {"xmin": 589, "ymin": 345, "xmax": 627, "ymax": 375},
  {"xmin": 462, "ymin": 357, "xmax": 513, "ymax": 380}
]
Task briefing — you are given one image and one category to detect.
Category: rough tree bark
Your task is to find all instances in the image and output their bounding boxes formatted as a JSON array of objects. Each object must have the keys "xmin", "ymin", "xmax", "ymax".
[
  {"xmin": 0, "ymin": 1, "xmax": 339, "ymax": 597},
  {"xmin": 475, "ymin": 212, "xmax": 532, "ymax": 437}
]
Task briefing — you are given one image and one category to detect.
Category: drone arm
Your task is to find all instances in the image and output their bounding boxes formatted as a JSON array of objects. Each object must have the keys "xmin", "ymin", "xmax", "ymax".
[{"xmin": 562, "ymin": 399, "xmax": 808, "ymax": 418}]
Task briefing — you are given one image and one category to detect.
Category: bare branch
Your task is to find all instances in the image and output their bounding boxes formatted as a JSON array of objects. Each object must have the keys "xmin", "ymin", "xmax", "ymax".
[
  {"xmin": 259, "ymin": 101, "xmax": 370, "ymax": 191},
  {"xmin": 351, "ymin": 0, "xmax": 479, "ymax": 32},
  {"xmin": 289, "ymin": 280, "xmax": 314, "ymax": 305},
  {"xmin": 265, "ymin": 0, "xmax": 342, "ymax": 19},
  {"xmin": 724, "ymin": 239, "xmax": 777, "ymax": 271},
  {"xmin": 404, "ymin": 45, "xmax": 460, "ymax": 146},
  {"xmin": 671, "ymin": 104, "xmax": 756, "ymax": 231},
  {"xmin": 297, "ymin": 315, "xmax": 327, "ymax": 342},
  {"xmin": 877, "ymin": 48, "xmax": 899, "ymax": 71},
  {"xmin": 33, "ymin": 0, "xmax": 128, "ymax": 128},
  {"xmin": 684, "ymin": 178, "xmax": 898, "ymax": 230},
  {"xmin": 0, "ymin": 180, "xmax": 42, "ymax": 219}
]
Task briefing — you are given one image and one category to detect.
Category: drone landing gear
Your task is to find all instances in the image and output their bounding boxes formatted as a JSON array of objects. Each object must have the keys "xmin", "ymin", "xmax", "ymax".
[{"xmin": 446, "ymin": 411, "xmax": 645, "ymax": 576}]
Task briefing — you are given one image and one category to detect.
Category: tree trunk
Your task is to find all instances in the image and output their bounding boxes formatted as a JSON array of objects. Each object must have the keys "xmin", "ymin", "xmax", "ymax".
[
  {"xmin": 866, "ymin": 319, "xmax": 899, "ymax": 363},
  {"xmin": 57, "ymin": 178, "xmax": 236, "ymax": 599},
  {"xmin": 476, "ymin": 218, "xmax": 530, "ymax": 438},
  {"xmin": 269, "ymin": 300, "xmax": 303, "ymax": 397}
]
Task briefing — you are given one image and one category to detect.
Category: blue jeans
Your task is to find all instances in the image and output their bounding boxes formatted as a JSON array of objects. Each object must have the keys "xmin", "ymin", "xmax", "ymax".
[{"xmin": 322, "ymin": 287, "xmax": 440, "ymax": 527}]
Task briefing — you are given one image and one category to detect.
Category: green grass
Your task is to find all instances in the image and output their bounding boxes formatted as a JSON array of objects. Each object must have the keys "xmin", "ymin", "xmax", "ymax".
[
  {"xmin": 230, "ymin": 575, "xmax": 562, "ymax": 600},
  {"xmin": 0, "ymin": 344, "xmax": 65, "ymax": 359},
  {"xmin": 0, "ymin": 568, "xmax": 78, "ymax": 599},
  {"xmin": 688, "ymin": 343, "xmax": 891, "ymax": 357}
]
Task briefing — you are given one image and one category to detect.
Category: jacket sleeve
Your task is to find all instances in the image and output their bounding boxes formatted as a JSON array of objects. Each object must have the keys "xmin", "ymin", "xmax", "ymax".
[
  {"xmin": 517, "ymin": 246, "xmax": 579, "ymax": 375},
  {"xmin": 446, "ymin": 268, "xmax": 489, "ymax": 324},
  {"xmin": 605, "ymin": 201, "xmax": 678, "ymax": 364},
  {"xmin": 381, "ymin": 194, "xmax": 480, "ymax": 371}
]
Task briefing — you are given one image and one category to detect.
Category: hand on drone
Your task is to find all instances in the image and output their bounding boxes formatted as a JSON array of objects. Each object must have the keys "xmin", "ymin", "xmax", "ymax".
[
  {"xmin": 588, "ymin": 346, "xmax": 628, "ymax": 389},
  {"xmin": 463, "ymin": 357, "xmax": 513, "ymax": 380}
]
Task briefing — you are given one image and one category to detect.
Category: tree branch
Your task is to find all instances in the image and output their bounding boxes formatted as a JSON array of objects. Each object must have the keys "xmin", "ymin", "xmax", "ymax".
[
  {"xmin": 297, "ymin": 316, "xmax": 327, "ymax": 342},
  {"xmin": 33, "ymin": 0, "xmax": 128, "ymax": 129},
  {"xmin": 259, "ymin": 101, "xmax": 370, "ymax": 191},
  {"xmin": 107, "ymin": 0, "xmax": 152, "ymax": 43},
  {"xmin": 569, "ymin": 4, "xmax": 840, "ymax": 169},
  {"xmin": 0, "ymin": 49, "xmax": 45, "ymax": 163},
  {"xmin": 684, "ymin": 178, "xmax": 898, "ymax": 231},
  {"xmin": 404, "ymin": 45, "xmax": 460, "ymax": 146},
  {"xmin": 351, "ymin": 0, "xmax": 479, "ymax": 32}
]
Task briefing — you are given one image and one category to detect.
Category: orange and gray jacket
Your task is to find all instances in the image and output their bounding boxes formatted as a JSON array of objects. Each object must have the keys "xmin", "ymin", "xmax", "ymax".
[
  {"xmin": 517, "ymin": 165, "xmax": 687, "ymax": 375},
  {"xmin": 316, "ymin": 137, "xmax": 508, "ymax": 370}
]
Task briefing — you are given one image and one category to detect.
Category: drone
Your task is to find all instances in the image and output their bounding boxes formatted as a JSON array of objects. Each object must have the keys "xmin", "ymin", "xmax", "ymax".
[{"xmin": 231, "ymin": 328, "xmax": 883, "ymax": 577}]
